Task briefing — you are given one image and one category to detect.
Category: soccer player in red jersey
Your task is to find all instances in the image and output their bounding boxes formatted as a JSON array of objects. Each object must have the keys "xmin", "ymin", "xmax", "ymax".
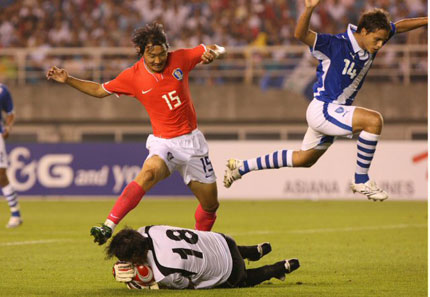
[{"xmin": 46, "ymin": 23, "xmax": 225, "ymax": 244}]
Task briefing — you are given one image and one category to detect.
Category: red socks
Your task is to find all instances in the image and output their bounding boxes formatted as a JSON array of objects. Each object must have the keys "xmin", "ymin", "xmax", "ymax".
[
  {"xmin": 107, "ymin": 181, "xmax": 146, "ymax": 224},
  {"xmin": 107, "ymin": 183, "xmax": 215, "ymax": 231},
  {"xmin": 195, "ymin": 204, "xmax": 217, "ymax": 231}
]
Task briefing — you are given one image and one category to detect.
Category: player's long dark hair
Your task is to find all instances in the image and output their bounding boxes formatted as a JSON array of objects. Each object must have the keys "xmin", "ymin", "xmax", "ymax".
[
  {"xmin": 357, "ymin": 8, "xmax": 391, "ymax": 33},
  {"xmin": 106, "ymin": 228, "xmax": 150, "ymax": 264},
  {"xmin": 132, "ymin": 22, "xmax": 169, "ymax": 58}
]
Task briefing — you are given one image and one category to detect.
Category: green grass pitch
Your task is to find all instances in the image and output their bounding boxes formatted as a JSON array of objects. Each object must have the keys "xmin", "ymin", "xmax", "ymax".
[{"xmin": 0, "ymin": 199, "xmax": 427, "ymax": 297}]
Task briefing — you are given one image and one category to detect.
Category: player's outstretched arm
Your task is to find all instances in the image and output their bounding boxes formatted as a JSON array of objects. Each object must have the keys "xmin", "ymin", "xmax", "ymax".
[
  {"xmin": 294, "ymin": 0, "xmax": 321, "ymax": 47},
  {"xmin": 394, "ymin": 16, "xmax": 428, "ymax": 34},
  {"xmin": 46, "ymin": 66, "xmax": 109, "ymax": 98},
  {"xmin": 201, "ymin": 44, "xmax": 226, "ymax": 64}
]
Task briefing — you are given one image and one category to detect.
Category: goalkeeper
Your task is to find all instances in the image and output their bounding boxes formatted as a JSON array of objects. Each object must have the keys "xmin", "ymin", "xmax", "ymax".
[{"xmin": 107, "ymin": 225, "xmax": 300, "ymax": 289}]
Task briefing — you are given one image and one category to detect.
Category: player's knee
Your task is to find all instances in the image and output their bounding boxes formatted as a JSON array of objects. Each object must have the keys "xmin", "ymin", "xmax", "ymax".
[
  {"xmin": 142, "ymin": 169, "xmax": 157, "ymax": 184},
  {"xmin": 367, "ymin": 111, "xmax": 384, "ymax": 131}
]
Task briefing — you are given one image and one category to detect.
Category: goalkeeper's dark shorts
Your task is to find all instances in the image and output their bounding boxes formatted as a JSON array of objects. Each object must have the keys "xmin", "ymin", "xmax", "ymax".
[{"xmin": 216, "ymin": 235, "xmax": 246, "ymax": 288}]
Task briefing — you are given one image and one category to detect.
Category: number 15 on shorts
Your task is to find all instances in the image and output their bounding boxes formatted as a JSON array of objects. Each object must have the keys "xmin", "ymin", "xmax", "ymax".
[{"xmin": 200, "ymin": 156, "xmax": 214, "ymax": 178}]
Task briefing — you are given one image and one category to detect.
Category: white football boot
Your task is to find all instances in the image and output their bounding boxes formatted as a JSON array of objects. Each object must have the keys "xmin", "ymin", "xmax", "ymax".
[
  {"xmin": 350, "ymin": 180, "xmax": 388, "ymax": 201},
  {"xmin": 6, "ymin": 216, "xmax": 23, "ymax": 228},
  {"xmin": 223, "ymin": 158, "xmax": 243, "ymax": 188}
]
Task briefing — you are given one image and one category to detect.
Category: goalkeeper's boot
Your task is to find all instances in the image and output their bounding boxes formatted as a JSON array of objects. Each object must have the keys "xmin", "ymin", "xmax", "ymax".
[
  {"xmin": 6, "ymin": 216, "xmax": 22, "ymax": 228},
  {"xmin": 274, "ymin": 259, "xmax": 300, "ymax": 281},
  {"xmin": 350, "ymin": 180, "xmax": 388, "ymax": 201},
  {"xmin": 90, "ymin": 224, "xmax": 112, "ymax": 245},
  {"xmin": 247, "ymin": 242, "xmax": 272, "ymax": 261},
  {"xmin": 223, "ymin": 158, "xmax": 243, "ymax": 188}
]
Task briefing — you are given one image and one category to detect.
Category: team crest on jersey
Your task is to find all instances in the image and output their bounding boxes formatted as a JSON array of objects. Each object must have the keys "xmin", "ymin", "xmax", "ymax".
[
  {"xmin": 335, "ymin": 107, "xmax": 344, "ymax": 113},
  {"xmin": 172, "ymin": 68, "xmax": 183, "ymax": 81}
]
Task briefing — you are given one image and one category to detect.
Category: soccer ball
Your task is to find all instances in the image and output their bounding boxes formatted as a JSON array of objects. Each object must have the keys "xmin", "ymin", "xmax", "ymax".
[
  {"xmin": 126, "ymin": 264, "xmax": 158, "ymax": 290},
  {"xmin": 134, "ymin": 264, "xmax": 155, "ymax": 284}
]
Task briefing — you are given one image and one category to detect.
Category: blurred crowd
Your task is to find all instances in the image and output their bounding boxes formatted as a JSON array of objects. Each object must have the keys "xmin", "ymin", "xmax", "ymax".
[
  {"xmin": 0, "ymin": 0, "xmax": 427, "ymax": 49},
  {"xmin": 0, "ymin": 0, "xmax": 427, "ymax": 86}
]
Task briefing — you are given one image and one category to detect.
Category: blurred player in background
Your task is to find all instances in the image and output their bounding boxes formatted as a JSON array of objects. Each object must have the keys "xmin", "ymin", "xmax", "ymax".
[
  {"xmin": 224, "ymin": 0, "xmax": 427, "ymax": 201},
  {"xmin": 46, "ymin": 23, "xmax": 225, "ymax": 244},
  {"xmin": 0, "ymin": 84, "xmax": 21, "ymax": 228},
  {"xmin": 107, "ymin": 225, "xmax": 300, "ymax": 289}
]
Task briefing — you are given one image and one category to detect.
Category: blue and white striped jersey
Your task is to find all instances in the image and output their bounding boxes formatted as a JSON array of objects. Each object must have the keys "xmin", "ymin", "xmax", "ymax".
[
  {"xmin": 310, "ymin": 23, "xmax": 396, "ymax": 105},
  {"xmin": 0, "ymin": 84, "xmax": 14, "ymax": 133}
]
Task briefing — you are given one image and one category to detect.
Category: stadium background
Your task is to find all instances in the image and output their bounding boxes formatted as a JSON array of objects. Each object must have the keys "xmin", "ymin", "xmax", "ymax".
[
  {"xmin": 0, "ymin": 0, "xmax": 427, "ymax": 199},
  {"xmin": 0, "ymin": 0, "xmax": 427, "ymax": 296}
]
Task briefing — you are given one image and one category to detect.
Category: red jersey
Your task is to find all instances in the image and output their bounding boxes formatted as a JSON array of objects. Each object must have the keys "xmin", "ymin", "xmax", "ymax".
[{"xmin": 102, "ymin": 44, "xmax": 206, "ymax": 138}]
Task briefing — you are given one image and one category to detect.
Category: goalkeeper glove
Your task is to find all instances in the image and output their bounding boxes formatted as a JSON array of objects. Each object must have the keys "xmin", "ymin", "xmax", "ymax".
[{"xmin": 112, "ymin": 261, "xmax": 136, "ymax": 282}]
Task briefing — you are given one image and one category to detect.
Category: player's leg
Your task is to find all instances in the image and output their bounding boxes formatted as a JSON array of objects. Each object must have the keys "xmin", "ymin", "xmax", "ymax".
[
  {"xmin": 237, "ymin": 242, "xmax": 272, "ymax": 261},
  {"xmin": 224, "ymin": 135, "xmax": 329, "ymax": 188},
  {"xmin": 224, "ymin": 99, "xmax": 339, "ymax": 188},
  {"xmin": 188, "ymin": 181, "xmax": 219, "ymax": 231},
  {"xmin": 0, "ymin": 168, "xmax": 22, "ymax": 228},
  {"xmin": 107, "ymin": 155, "xmax": 170, "ymax": 225},
  {"xmin": 179, "ymin": 130, "xmax": 218, "ymax": 231},
  {"xmin": 0, "ymin": 136, "xmax": 21, "ymax": 228},
  {"xmin": 350, "ymin": 107, "xmax": 388, "ymax": 201},
  {"xmin": 91, "ymin": 155, "xmax": 170, "ymax": 245},
  {"xmin": 242, "ymin": 258, "xmax": 300, "ymax": 287}
]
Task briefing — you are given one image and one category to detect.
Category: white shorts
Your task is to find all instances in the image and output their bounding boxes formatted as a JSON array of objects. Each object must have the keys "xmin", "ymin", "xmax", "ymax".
[
  {"xmin": 146, "ymin": 129, "xmax": 217, "ymax": 185},
  {"xmin": 302, "ymin": 99, "xmax": 356, "ymax": 151},
  {"xmin": 0, "ymin": 136, "xmax": 8, "ymax": 168}
]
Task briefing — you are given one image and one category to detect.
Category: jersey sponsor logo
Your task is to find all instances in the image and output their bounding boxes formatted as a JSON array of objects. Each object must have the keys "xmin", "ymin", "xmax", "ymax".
[
  {"xmin": 142, "ymin": 88, "xmax": 152, "ymax": 94},
  {"xmin": 335, "ymin": 107, "xmax": 344, "ymax": 113},
  {"xmin": 172, "ymin": 68, "xmax": 183, "ymax": 81}
]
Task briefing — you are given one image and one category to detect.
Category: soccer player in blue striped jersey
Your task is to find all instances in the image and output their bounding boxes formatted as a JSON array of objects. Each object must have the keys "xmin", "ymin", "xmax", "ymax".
[
  {"xmin": 0, "ymin": 84, "xmax": 21, "ymax": 227},
  {"xmin": 224, "ymin": 0, "xmax": 427, "ymax": 201}
]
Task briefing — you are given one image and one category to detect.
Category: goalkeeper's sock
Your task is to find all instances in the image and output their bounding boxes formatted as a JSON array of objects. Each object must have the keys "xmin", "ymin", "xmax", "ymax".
[
  {"xmin": 355, "ymin": 131, "xmax": 379, "ymax": 184},
  {"xmin": 240, "ymin": 150, "xmax": 294, "ymax": 175},
  {"xmin": 194, "ymin": 204, "xmax": 216, "ymax": 231},
  {"xmin": 107, "ymin": 181, "xmax": 146, "ymax": 225},
  {"xmin": 2, "ymin": 184, "xmax": 21, "ymax": 217}
]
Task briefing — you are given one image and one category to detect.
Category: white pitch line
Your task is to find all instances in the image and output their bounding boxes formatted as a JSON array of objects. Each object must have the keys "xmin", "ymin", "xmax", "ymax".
[
  {"xmin": 0, "ymin": 239, "xmax": 74, "ymax": 247},
  {"xmin": 288, "ymin": 224, "xmax": 427, "ymax": 234},
  {"xmin": 229, "ymin": 224, "xmax": 427, "ymax": 236}
]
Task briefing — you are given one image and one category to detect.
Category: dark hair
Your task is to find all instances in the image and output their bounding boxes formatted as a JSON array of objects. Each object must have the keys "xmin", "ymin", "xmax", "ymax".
[
  {"xmin": 357, "ymin": 8, "xmax": 391, "ymax": 33},
  {"xmin": 106, "ymin": 228, "xmax": 150, "ymax": 264},
  {"xmin": 132, "ymin": 22, "xmax": 169, "ymax": 58}
]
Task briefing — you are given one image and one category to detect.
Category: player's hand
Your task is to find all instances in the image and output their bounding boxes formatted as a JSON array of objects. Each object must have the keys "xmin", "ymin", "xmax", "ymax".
[
  {"xmin": 113, "ymin": 261, "xmax": 136, "ymax": 283},
  {"xmin": 2, "ymin": 127, "xmax": 10, "ymax": 139},
  {"xmin": 46, "ymin": 66, "xmax": 69, "ymax": 83},
  {"xmin": 305, "ymin": 0, "xmax": 321, "ymax": 8},
  {"xmin": 201, "ymin": 46, "xmax": 225, "ymax": 64},
  {"xmin": 201, "ymin": 49, "xmax": 218, "ymax": 64}
]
